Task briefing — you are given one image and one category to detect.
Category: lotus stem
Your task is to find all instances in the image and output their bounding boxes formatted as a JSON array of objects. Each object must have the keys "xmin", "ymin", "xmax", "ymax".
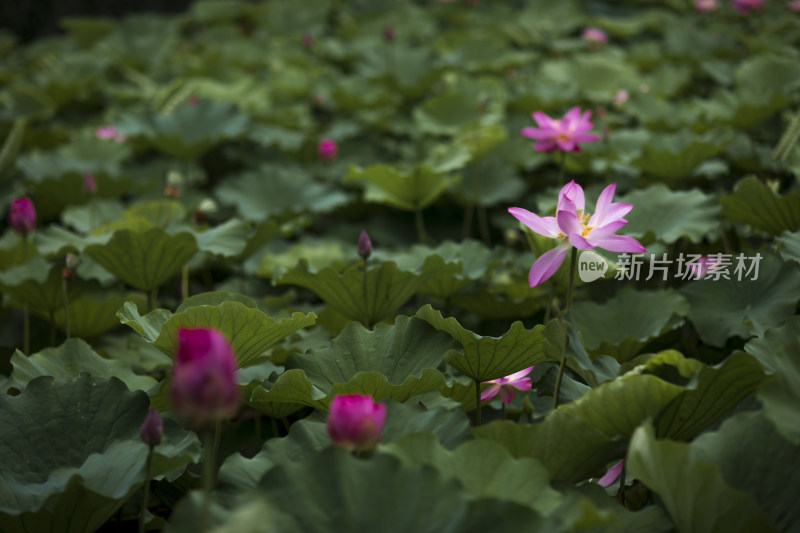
[
  {"xmin": 201, "ymin": 421, "xmax": 221, "ymax": 532},
  {"xmin": 414, "ymin": 208, "xmax": 429, "ymax": 245},
  {"xmin": 474, "ymin": 379, "xmax": 482, "ymax": 426},
  {"xmin": 461, "ymin": 202, "xmax": 474, "ymax": 239},
  {"xmin": 23, "ymin": 303, "xmax": 29, "ymax": 355},
  {"xmin": 139, "ymin": 444, "xmax": 154, "ymax": 533},
  {"xmin": 553, "ymin": 247, "xmax": 577, "ymax": 409},
  {"xmin": 362, "ymin": 257, "xmax": 370, "ymax": 328},
  {"xmin": 149, "ymin": 288, "xmax": 158, "ymax": 312},
  {"xmin": 477, "ymin": 205, "xmax": 491, "ymax": 247},
  {"xmin": 619, "ymin": 458, "xmax": 627, "ymax": 506},
  {"xmin": 61, "ymin": 276, "xmax": 70, "ymax": 339},
  {"xmin": 49, "ymin": 310, "xmax": 55, "ymax": 346}
]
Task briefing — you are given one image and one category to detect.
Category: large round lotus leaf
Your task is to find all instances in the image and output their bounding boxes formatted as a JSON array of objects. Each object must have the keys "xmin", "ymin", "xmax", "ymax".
[
  {"xmin": 721, "ymin": 176, "xmax": 800, "ymax": 236},
  {"xmin": 0, "ymin": 375, "xmax": 198, "ymax": 533},
  {"xmin": 0, "ymin": 255, "xmax": 74, "ymax": 314},
  {"xmin": 84, "ymin": 228, "xmax": 198, "ymax": 292}
]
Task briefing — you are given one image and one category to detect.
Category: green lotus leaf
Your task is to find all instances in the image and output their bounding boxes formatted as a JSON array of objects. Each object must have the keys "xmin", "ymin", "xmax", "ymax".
[
  {"xmin": 541, "ymin": 53, "xmax": 638, "ymax": 101},
  {"xmin": 215, "ymin": 164, "xmax": 350, "ymax": 222},
  {"xmin": 681, "ymin": 256, "xmax": 800, "ymax": 347},
  {"xmin": 51, "ymin": 290, "xmax": 147, "ymax": 339},
  {"xmin": 220, "ymin": 400, "xmax": 471, "ymax": 492},
  {"xmin": 33, "ymin": 225, "xmax": 112, "ymax": 258},
  {"xmin": 115, "ymin": 99, "xmax": 248, "ymax": 158},
  {"xmin": 116, "ymin": 300, "xmax": 172, "ymax": 343},
  {"xmin": 640, "ymin": 351, "xmax": 767, "ymax": 441},
  {"xmin": 151, "ymin": 302, "xmax": 317, "ymax": 367},
  {"xmin": 413, "ymin": 78, "xmax": 505, "ymax": 135},
  {"xmin": 415, "ymin": 304, "xmax": 558, "ymax": 382},
  {"xmin": 0, "ymin": 118, "xmax": 26, "ymax": 182},
  {"xmin": 735, "ymin": 54, "xmax": 800, "ymax": 93},
  {"xmin": 176, "ymin": 290, "xmax": 257, "ymax": 311},
  {"xmin": 627, "ymin": 424, "xmax": 776, "ymax": 533},
  {"xmin": 693, "ymin": 411, "xmax": 800, "ymax": 532},
  {"xmin": 344, "ymin": 163, "xmax": 460, "ymax": 212},
  {"xmin": 721, "ymin": 176, "xmax": 800, "ymax": 235},
  {"xmin": 17, "ymin": 137, "xmax": 131, "ymax": 181},
  {"xmin": 382, "ymin": 434, "xmax": 562, "ymax": 516},
  {"xmin": 190, "ymin": 218, "xmax": 249, "ymax": 257},
  {"xmin": 474, "ymin": 413, "xmax": 624, "ymax": 483},
  {"xmin": 756, "ymin": 336, "xmax": 800, "ymax": 445},
  {"xmin": 84, "ymin": 228, "xmax": 198, "ymax": 292},
  {"xmin": 620, "ymin": 184, "xmax": 721, "ymax": 244},
  {"xmin": 275, "ymin": 258, "xmax": 459, "ymax": 325},
  {"xmin": 60, "ymin": 200, "xmax": 126, "ymax": 234},
  {"xmin": 571, "ymin": 287, "xmax": 689, "ymax": 362},
  {"xmin": 0, "ymin": 375, "xmax": 199, "ymax": 533},
  {"xmin": 744, "ymin": 315, "xmax": 800, "ymax": 373},
  {"xmin": 632, "ymin": 130, "xmax": 732, "ymax": 181},
  {"xmin": 775, "ymin": 230, "xmax": 800, "ymax": 265},
  {"xmin": 0, "ymin": 254, "xmax": 76, "ymax": 314},
  {"xmin": 11, "ymin": 337, "xmax": 156, "ymax": 391},
  {"xmin": 450, "ymin": 155, "xmax": 526, "ymax": 207}
]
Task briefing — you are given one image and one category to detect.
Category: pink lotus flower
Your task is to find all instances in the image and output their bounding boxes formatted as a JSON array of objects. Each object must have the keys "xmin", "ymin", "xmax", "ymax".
[
  {"xmin": 327, "ymin": 394, "xmax": 386, "ymax": 451},
  {"xmin": 140, "ymin": 408, "xmax": 163, "ymax": 446},
  {"xmin": 509, "ymin": 181, "xmax": 646, "ymax": 287},
  {"xmin": 732, "ymin": 0, "xmax": 768, "ymax": 12},
  {"xmin": 8, "ymin": 197, "xmax": 36, "ymax": 236},
  {"xmin": 318, "ymin": 138, "xmax": 338, "ymax": 160},
  {"xmin": 481, "ymin": 366, "xmax": 534, "ymax": 404},
  {"xmin": 95, "ymin": 126, "xmax": 126, "ymax": 142},
  {"xmin": 613, "ymin": 89, "xmax": 629, "ymax": 106},
  {"xmin": 581, "ymin": 27, "xmax": 608, "ymax": 44},
  {"xmin": 83, "ymin": 173, "xmax": 97, "ymax": 195},
  {"xmin": 790, "ymin": 0, "xmax": 800, "ymax": 10},
  {"xmin": 598, "ymin": 460, "xmax": 623, "ymax": 487},
  {"xmin": 520, "ymin": 107, "xmax": 600, "ymax": 153},
  {"xmin": 695, "ymin": 0, "xmax": 719, "ymax": 11},
  {"xmin": 171, "ymin": 327, "xmax": 239, "ymax": 425}
]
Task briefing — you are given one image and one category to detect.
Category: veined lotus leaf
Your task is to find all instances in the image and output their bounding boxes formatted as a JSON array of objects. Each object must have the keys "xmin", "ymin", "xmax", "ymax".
[
  {"xmin": 721, "ymin": 176, "xmax": 800, "ymax": 236},
  {"xmin": 344, "ymin": 163, "xmax": 460, "ymax": 212}
]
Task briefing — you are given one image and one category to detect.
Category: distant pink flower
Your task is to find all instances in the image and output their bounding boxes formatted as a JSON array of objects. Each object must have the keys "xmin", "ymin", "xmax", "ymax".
[
  {"xmin": 95, "ymin": 126, "xmax": 126, "ymax": 142},
  {"xmin": 358, "ymin": 230, "xmax": 372, "ymax": 259},
  {"xmin": 581, "ymin": 27, "xmax": 608, "ymax": 44},
  {"xmin": 327, "ymin": 394, "xmax": 386, "ymax": 451},
  {"xmin": 318, "ymin": 138, "xmax": 338, "ymax": 160},
  {"xmin": 83, "ymin": 173, "xmax": 97, "ymax": 195},
  {"xmin": 613, "ymin": 89, "xmax": 629, "ymax": 106},
  {"xmin": 481, "ymin": 366, "xmax": 534, "ymax": 404},
  {"xmin": 140, "ymin": 408, "xmax": 163, "ymax": 446},
  {"xmin": 302, "ymin": 32, "xmax": 313, "ymax": 48},
  {"xmin": 8, "ymin": 197, "xmax": 36, "ymax": 236},
  {"xmin": 383, "ymin": 25, "xmax": 395, "ymax": 41},
  {"xmin": 188, "ymin": 94, "xmax": 198, "ymax": 106},
  {"xmin": 684, "ymin": 255, "xmax": 722, "ymax": 280},
  {"xmin": 521, "ymin": 107, "xmax": 600, "ymax": 153},
  {"xmin": 598, "ymin": 460, "xmax": 623, "ymax": 487},
  {"xmin": 732, "ymin": 0, "xmax": 768, "ymax": 12},
  {"xmin": 790, "ymin": 0, "xmax": 800, "ymax": 10},
  {"xmin": 695, "ymin": 0, "xmax": 718, "ymax": 11},
  {"xmin": 171, "ymin": 327, "xmax": 239, "ymax": 425},
  {"xmin": 509, "ymin": 181, "xmax": 646, "ymax": 287}
]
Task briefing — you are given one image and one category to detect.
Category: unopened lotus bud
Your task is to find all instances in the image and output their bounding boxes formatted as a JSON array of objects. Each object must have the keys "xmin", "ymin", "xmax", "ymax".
[
  {"xmin": 327, "ymin": 394, "xmax": 386, "ymax": 451},
  {"xmin": 358, "ymin": 230, "xmax": 372, "ymax": 260},
  {"xmin": 140, "ymin": 408, "xmax": 163, "ymax": 447},
  {"xmin": 83, "ymin": 173, "xmax": 97, "ymax": 195},
  {"xmin": 8, "ymin": 197, "xmax": 36, "ymax": 236}
]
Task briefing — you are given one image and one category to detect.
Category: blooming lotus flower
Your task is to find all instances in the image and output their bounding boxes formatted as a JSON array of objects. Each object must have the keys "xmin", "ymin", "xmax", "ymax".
[
  {"xmin": 732, "ymin": 0, "xmax": 768, "ymax": 12},
  {"xmin": 581, "ymin": 27, "xmax": 608, "ymax": 44},
  {"xmin": 171, "ymin": 327, "xmax": 239, "ymax": 425},
  {"xmin": 95, "ymin": 126, "xmax": 126, "ymax": 142},
  {"xmin": 8, "ymin": 197, "xmax": 36, "ymax": 236},
  {"xmin": 140, "ymin": 408, "xmax": 163, "ymax": 446},
  {"xmin": 598, "ymin": 460, "xmax": 623, "ymax": 487},
  {"xmin": 509, "ymin": 181, "xmax": 646, "ymax": 287},
  {"xmin": 318, "ymin": 138, "xmax": 338, "ymax": 160},
  {"xmin": 481, "ymin": 366, "xmax": 534, "ymax": 404},
  {"xmin": 358, "ymin": 230, "xmax": 372, "ymax": 259},
  {"xmin": 521, "ymin": 107, "xmax": 600, "ymax": 153},
  {"xmin": 695, "ymin": 0, "xmax": 718, "ymax": 11},
  {"xmin": 327, "ymin": 394, "xmax": 386, "ymax": 451}
]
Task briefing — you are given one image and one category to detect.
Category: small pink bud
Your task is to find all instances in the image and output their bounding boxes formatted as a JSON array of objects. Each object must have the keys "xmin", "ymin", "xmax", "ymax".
[
  {"xmin": 95, "ymin": 126, "xmax": 126, "ymax": 142},
  {"xmin": 613, "ymin": 89, "xmax": 629, "ymax": 106},
  {"xmin": 327, "ymin": 394, "xmax": 386, "ymax": 451},
  {"xmin": 188, "ymin": 95, "xmax": 198, "ymax": 106},
  {"xmin": 8, "ymin": 197, "xmax": 36, "ymax": 236},
  {"xmin": 581, "ymin": 27, "xmax": 608, "ymax": 45},
  {"xmin": 170, "ymin": 327, "xmax": 239, "ymax": 425},
  {"xmin": 318, "ymin": 138, "xmax": 338, "ymax": 160},
  {"xmin": 695, "ymin": 0, "xmax": 718, "ymax": 11},
  {"xmin": 302, "ymin": 32, "xmax": 313, "ymax": 48},
  {"xmin": 140, "ymin": 408, "xmax": 163, "ymax": 446},
  {"xmin": 383, "ymin": 25, "xmax": 395, "ymax": 41},
  {"xmin": 83, "ymin": 173, "xmax": 97, "ymax": 195},
  {"xmin": 358, "ymin": 230, "xmax": 372, "ymax": 259}
]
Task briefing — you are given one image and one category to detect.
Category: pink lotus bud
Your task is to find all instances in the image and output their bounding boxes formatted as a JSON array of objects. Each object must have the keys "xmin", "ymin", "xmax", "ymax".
[
  {"xmin": 170, "ymin": 327, "xmax": 239, "ymax": 425},
  {"xmin": 790, "ymin": 0, "xmax": 800, "ymax": 10},
  {"xmin": 383, "ymin": 25, "xmax": 395, "ymax": 41},
  {"xmin": 8, "ymin": 197, "xmax": 36, "ymax": 236},
  {"xmin": 95, "ymin": 126, "xmax": 126, "ymax": 142},
  {"xmin": 318, "ymin": 138, "xmax": 338, "ymax": 160},
  {"xmin": 327, "ymin": 394, "xmax": 386, "ymax": 451},
  {"xmin": 695, "ymin": 0, "xmax": 718, "ymax": 11},
  {"xmin": 302, "ymin": 32, "xmax": 313, "ymax": 48},
  {"xmin": 581, "ymin": 27, "xmax": 608, "ymax": 45},
  {"xmin": 83, "ymin": 173, "xmax": 97, "ymax": 195},
  {"xmin": 613, "ymin": 89, "xmax": 629, "ymax": 106},
  {"xmin": 358, "ymin": 230, "xmax": 372, "ymax": 259},
  {"xmin": 140, "ymin": 408, "xmax": 163, "ymax": 446},
  {"xmin": 731, "ymin": 0, "xmax": 768, "ymax": 13}
]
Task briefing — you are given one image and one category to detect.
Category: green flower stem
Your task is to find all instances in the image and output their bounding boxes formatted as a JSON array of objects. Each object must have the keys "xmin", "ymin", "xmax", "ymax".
[
  {"xmin": 61, "ymin": 276, "xmax": 70, "ymax": 339},
  {"xmin": 552, "ymin": 247, "xmax": 577, "ymax": 409},
  {"xmin": 501, "ymin": 402, "xmax": 506, "ymax": 421},
  {"xmin": 23, "ymin": 303, "xmax": 29, "ymax": 355},
  {"xmin": 362, "ymin": 257, "xmax": 370, "ymax": 329},
  {"xmin": 619, "ymin": 459, "xmax": 628, "ymax": 506},
  {"xmin": 414, "ymin": 208, "xmax": 429, "ymax": 245},
  {"xmin": 49, "ymin": 310, "xmax": 55, "ymax": 346},
  {"xmin": 557, "ymin": 150, "xmax": 566, "ymax": 188},
  {"xmin": 474, "ymin": 379, "xmax": 482, "ymax": 426},
  {"xmin": 139, "ymin": 444, "xmax": 154, "ymax": 533},
  {"xmin": 201, "ymin": 421, "xmax": 221, "ymax": 532},
  {"xmin": 149, "ymin": 288, "xmax": 158, "ymax": 312},
  {"xmin": 477, "ymin": 206, "xmax": 491, "ymax": 247}
]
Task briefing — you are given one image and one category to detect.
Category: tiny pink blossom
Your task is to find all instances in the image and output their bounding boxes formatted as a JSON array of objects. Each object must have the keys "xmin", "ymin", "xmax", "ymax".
[
  {"xmin": 95, "ymin": 126, "xmax": 126, "ymax": 142},
  {"xmin": 358, "ymin": 230, "xmax": 372, "ymax": 259},
  {"xmin": 318, "ymin": 138, "xmax": 338, "ymax": 160},
  {"xmin": 695, "ymin": 0, "xmax": 719, "ymax": 11},
  {"xmin": 520, "ymin": 107, "xmax": 600, "ymax": 153},
  {"xmin": 140, "ymin": 408, "xmax": 163, "ymax": 446},
  {"xmin": 686, "ymin": 255, "xmax": 721, "ymax": 280},
  {"xmin": 613, "ymin": 89, "xmax": 629, "ymax": 106},
  {"xmin": 731, "ymin": 0, "xmax": 768, "ymax": 12},
  {"xmin": 383, "ymin": 25, "xmax": 395, "ymax": 41},
  {"xmin": 509, "ymin": 181, "xmax": 646, "ymax": 287},
  {"xmin": 8, "ymin": 197, "xmax": 36, "ymax": 236},
  {"xmin": 790, "ymin": 0, "xmax": 800, "ymax": 10},
  {"xmin": 302, "ymin": 32, "xmax": 313, "ymax": 48},
  {"xmin": 327, "ymin": 394, "xmax": 386, "ymax": 451},
  {"xmin": 581, "ymin": 27, "xmax": 608, "ymax": 44},
  {"xmin": 170, "ymin": 327, "xmax": 239, "ymax": 425},
  {"xmin": 598, "ymin": 460, "xmax": 624, "ymax": 487},
  {"xmin": 83, "ymin": 173, "xmax": 97, "ymax": 195},
  {"xmin": 481, "ymin": 366, "xmax": 534, "ymax": 404}
]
